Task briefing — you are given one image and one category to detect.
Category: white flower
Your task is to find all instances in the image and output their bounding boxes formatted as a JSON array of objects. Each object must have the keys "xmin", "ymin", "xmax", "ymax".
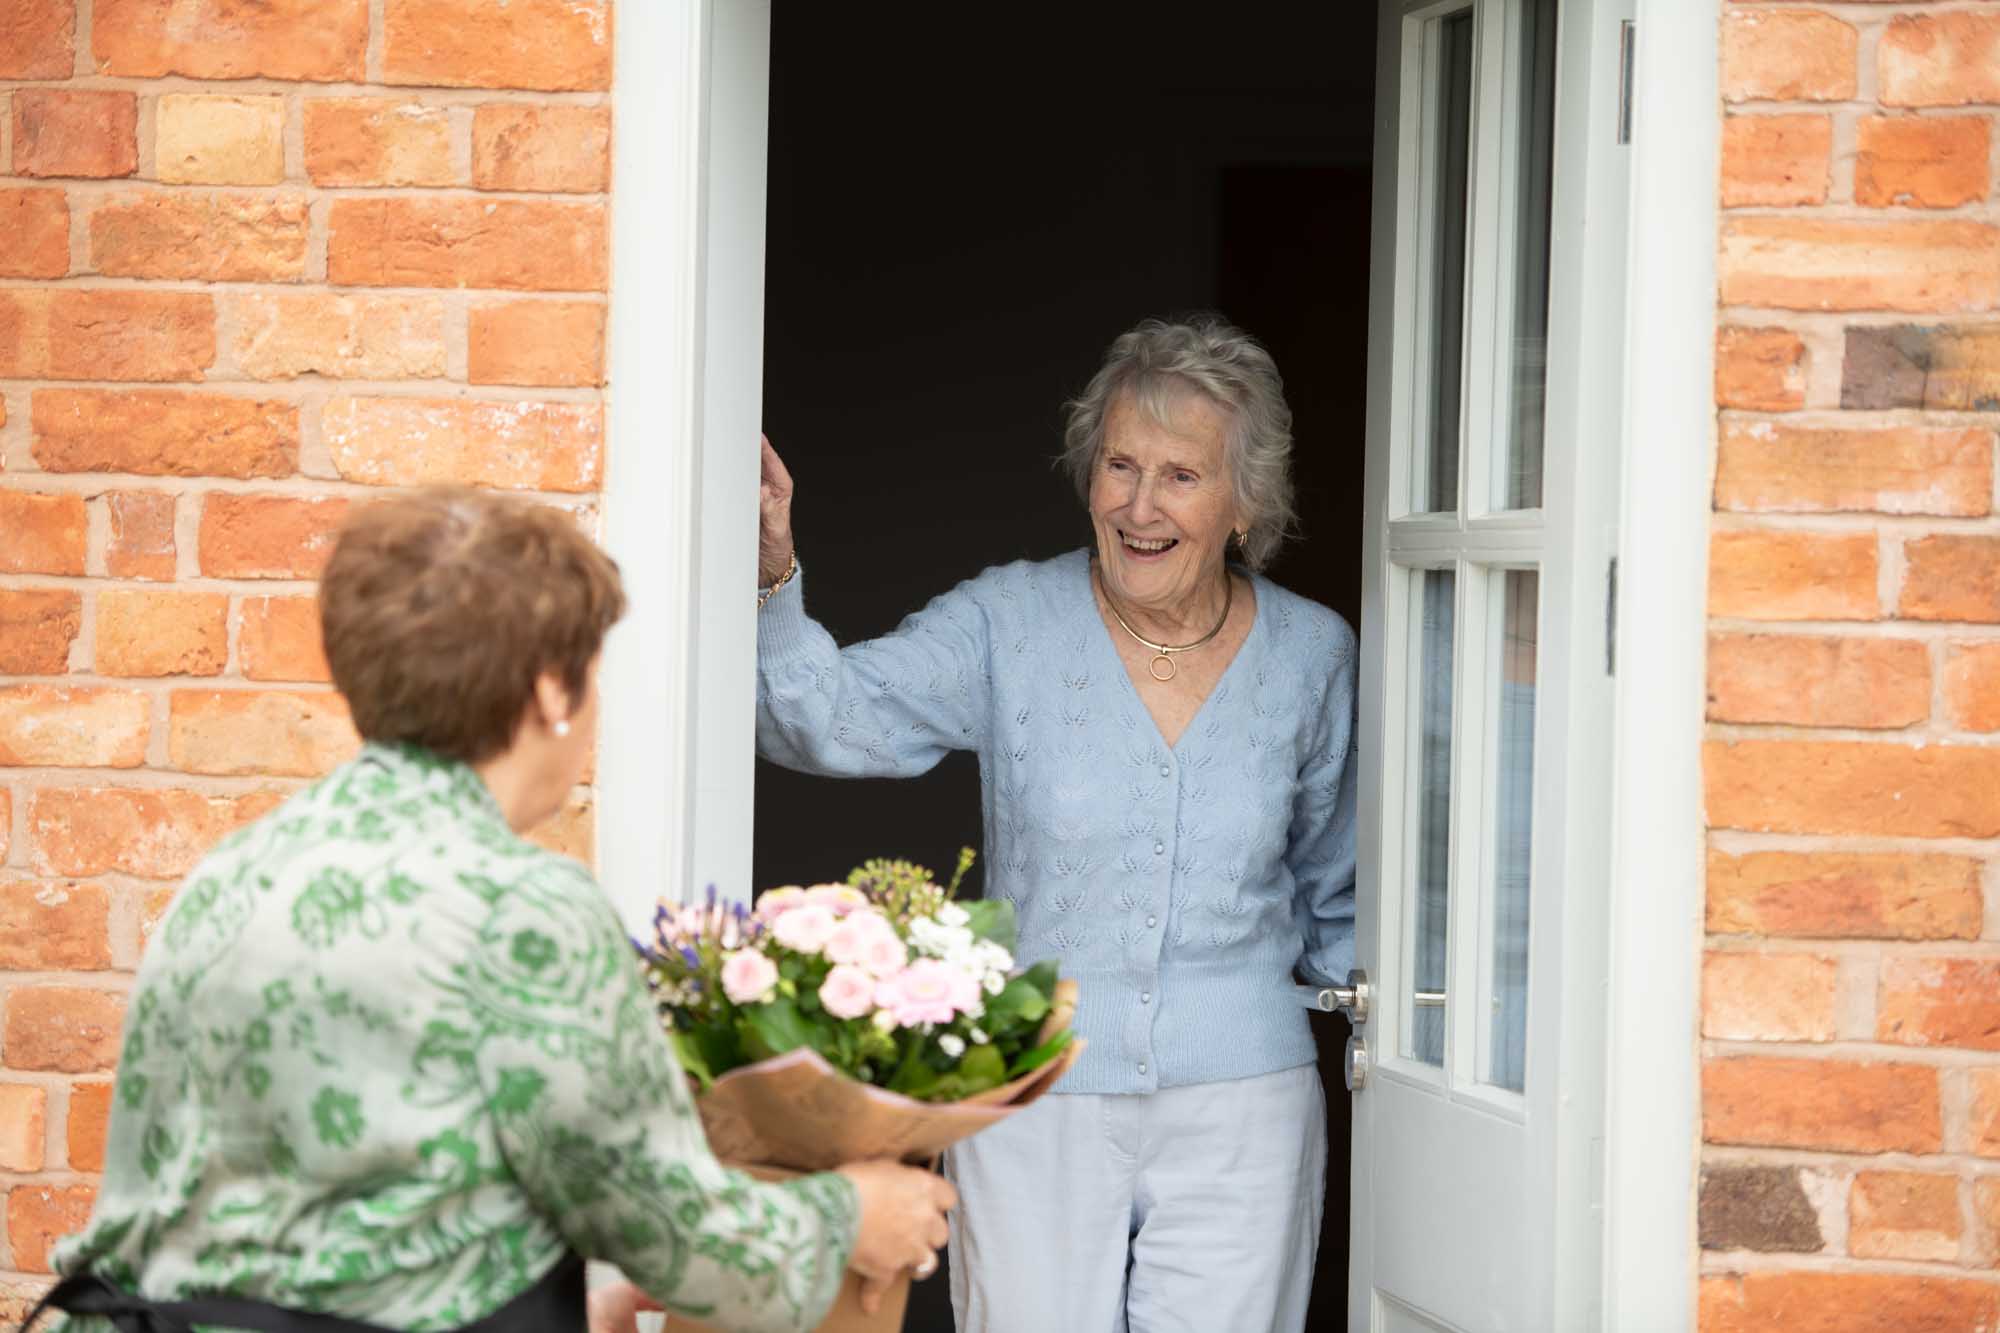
[
  {"xmin": 938, "ymin": 1034, "xmax": 966, "ymax": 1058},
  {"xmin": 983, "ymin": 973, "xmax": 1006, "ymax": 996},
  {"xmin": 872, "ymin": 1009, "xmax": 899, "ymax": 1033},
  {"xmin": 968, "ymin": 1027, "xmax": 989, "ymax": 1045},
  {"xmin": 936, "ymin": 902, "xmax": 971, "ymax": 928},
  {"xmin": 909, "ymin": 917, "xmax": 974, "ymax": 959}
]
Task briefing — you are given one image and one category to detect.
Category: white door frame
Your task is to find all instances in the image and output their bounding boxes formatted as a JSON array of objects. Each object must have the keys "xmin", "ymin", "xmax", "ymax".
[{"xmin": 596, "ymin": 0, "xmax": 1717, "ymax": 1321}]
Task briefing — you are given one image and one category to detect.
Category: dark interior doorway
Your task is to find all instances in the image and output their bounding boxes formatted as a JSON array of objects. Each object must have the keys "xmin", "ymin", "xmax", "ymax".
[{"xmin": 758, "ymin": 7, "xmax": 1377, "ymax": 1328}]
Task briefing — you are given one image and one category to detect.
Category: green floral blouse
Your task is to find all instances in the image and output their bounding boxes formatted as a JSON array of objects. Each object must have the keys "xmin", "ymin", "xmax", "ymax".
[{"xmin": 52, "ymin": 742, "xmax": 857, "ymax": 1332}]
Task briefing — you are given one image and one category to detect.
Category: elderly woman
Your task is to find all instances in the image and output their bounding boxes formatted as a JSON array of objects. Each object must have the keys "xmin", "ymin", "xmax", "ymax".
[
  {"xmin": 33, "ymin": 489, "xmax": 953, "ymax": 1333},
  {"xmin": 755, "ymin": 317, "xmax": 1357, "ymax": 1331}
]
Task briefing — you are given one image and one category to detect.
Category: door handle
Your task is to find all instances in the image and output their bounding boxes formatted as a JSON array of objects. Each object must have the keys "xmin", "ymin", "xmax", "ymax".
[
  {"xmin": 1344, "ymin": 1035, "xmax": 1369, "ymax": 1092},
  {"xmin": 1298, "ymin": 968, "xmax": 1371, "ymax": 1024}
]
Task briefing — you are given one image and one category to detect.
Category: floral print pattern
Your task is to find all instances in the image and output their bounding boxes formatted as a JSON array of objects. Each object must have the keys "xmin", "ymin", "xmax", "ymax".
[{"xmin": 52, "ymin": 743, "xmax": 857, "ymax": 1332}]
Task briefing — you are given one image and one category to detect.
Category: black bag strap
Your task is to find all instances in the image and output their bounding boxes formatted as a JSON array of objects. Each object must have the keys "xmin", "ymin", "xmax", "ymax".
[{"xmin": 20, "ymin": 1253, "xmax": 585, "ymax": 1333}]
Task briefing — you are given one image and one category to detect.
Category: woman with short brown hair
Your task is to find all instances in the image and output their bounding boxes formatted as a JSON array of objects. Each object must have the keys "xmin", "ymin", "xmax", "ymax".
[{"xmin": 36, "ymin": 488, "xmax": 953, "ymax": 1333}]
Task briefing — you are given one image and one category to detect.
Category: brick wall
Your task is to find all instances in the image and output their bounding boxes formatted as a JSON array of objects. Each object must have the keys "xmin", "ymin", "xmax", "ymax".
[
  {"xmin": 1705, "ymin": 3, "xmax": 2000, "ymax": 1324},
  {"xmin": 0, "ymin": 0, "xmax": 610, "ymax": 1306}
]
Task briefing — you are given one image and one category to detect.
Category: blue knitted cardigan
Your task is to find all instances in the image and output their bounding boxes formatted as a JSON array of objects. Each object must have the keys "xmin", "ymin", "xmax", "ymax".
[{"xmin": 755, "ymin": 549, "xmax": 1357, "ymax": 1095}]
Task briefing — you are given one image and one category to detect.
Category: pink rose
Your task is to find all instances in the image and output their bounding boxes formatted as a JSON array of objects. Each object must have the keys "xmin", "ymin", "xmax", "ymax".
[
  {"xmin": 804, "ymin": 884, "xmax": 870, "ymax": 916},
  {"xmin": 818, "ymin": 964, "xmax": 877, "ymax": 1020},
  {"xmin": 754, "ymin": 887, "xmax": 808, "ymax": 922},
  {"xmin": 824, "ymin": 909, "xmax": 910, "ymax": 977},
  {"xmin": 875, "ymin": 959, "xmax": 982, "ymax": 1028},
  {"xmin": 771, "ymin": 904, "xmax": 838, "ymax": 955},
  {"xmin": 720, "ymin": 949, "xmax": 778, "ymax": 1005}
]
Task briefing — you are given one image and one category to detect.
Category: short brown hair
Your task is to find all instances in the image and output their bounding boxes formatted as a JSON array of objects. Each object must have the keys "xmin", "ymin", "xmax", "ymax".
[{"xmin": 319, "ymin": 488, "xmax": 626, "ymax": 764}]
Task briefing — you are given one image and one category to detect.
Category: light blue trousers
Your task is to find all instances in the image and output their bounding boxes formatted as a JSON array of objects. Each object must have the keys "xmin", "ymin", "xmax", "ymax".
[{"xmin": 943, "ymin": 1063, "xmax": 1327, "ymax": 1332}]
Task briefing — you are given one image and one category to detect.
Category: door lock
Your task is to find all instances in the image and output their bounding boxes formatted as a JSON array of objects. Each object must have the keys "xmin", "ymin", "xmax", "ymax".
[
  {"xmin": 1300, "ymin": 968, "xmax": 1371, "ymax": 1024},
  {"xmin": 1344, "ymin": 1035, "xmax": 1369, "ymax": 1092}
]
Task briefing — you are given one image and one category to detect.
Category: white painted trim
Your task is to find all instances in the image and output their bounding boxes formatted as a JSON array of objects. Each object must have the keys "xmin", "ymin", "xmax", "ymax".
[
  {"xmin": 599, "ymin": 0, "xmax": 709, "ymax": 933},
  {"xmin": 1601, "ymin": 0, "xmax": 1718, "ymax": 1327}
]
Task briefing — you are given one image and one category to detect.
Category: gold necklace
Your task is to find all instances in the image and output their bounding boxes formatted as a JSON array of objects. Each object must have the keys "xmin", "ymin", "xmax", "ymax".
[{"xmin": 1095, "ymin": 567, "xmax": 1233, "ymax": 682}]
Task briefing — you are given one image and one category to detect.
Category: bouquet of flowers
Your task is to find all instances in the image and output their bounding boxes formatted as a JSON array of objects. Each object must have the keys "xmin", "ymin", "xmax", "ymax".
[{"xmin": 635, "ymin": 853, "xmax": 1080, "ymax": 1331}]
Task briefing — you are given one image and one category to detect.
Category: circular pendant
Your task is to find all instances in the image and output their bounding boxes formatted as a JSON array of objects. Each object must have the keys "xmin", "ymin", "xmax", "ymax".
[{"xmin": 1149, "ymin": 654, "xmax": 1176, "ymax": 682}]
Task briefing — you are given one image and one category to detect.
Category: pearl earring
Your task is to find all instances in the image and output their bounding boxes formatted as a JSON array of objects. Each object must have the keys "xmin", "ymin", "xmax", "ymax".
[{"xmin": 552, "ymin": 719, "xmax": 571, "ymax": 738}]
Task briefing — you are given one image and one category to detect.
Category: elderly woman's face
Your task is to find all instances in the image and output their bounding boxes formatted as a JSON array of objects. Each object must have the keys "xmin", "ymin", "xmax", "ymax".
[{"xmin": 1089, "ymin": 390, "xmax": 1243, "ymax": 616}]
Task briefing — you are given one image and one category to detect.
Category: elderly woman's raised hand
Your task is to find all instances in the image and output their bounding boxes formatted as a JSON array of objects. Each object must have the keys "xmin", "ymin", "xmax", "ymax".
[
  {"xmin": 759, "ymin": 436, "xmax": 796, "ymax": 587},
  {"xmin": 835, "ymin": 1159, "xmax": 958, "ymax": 1312}
]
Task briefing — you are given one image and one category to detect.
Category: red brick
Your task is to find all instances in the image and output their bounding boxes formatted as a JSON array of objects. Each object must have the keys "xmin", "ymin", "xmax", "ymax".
[
  {"xmin": 472, "ymin": 105, "xmax": 610, "ymax": 193},
  {"xmin": 0, "ymin": 685, "xmax": 149, "ymax": 768},
  {"xmin": 5, "ymin": 1184, "xmax": 96, "ymax": 1273},
  {"xmin": 1856, "ymin": 115, "xmax": 1991, "ymax": 209},
  {"xmin": 139, "ymin": 885, "xmax": 175, "ymax": 952},
  {"xmin": 1903, "ymin": 535, "xmax": 2000, "ymax": 623},
  {"xmin": 1708, "ymin": 850, "xmax": 1983, "ymax": 941},
  {"xmin": 1717, "ymin": 327, "xmax": 1807, "ymax": 411},
  {"xmin": 0, "ymin": 4, "xmax": 75, "ymax": 79},
  {"xmin": 0, "ymin": 290, "xmax": 217, "ymax": 382},
  {"xmin": 1706, "ymin": 633, "xmax": 1928, "ymax": 728},
  {"xmin": 3, "ymin": 987, "xmax": 124, "ymax": 1073},
  {"xmin": 95, "ymin": 588, "xmax": 228, "ymax": 677},
  {"xmin": 1720, "ymin": 115, "xmax": 1830, "ymax": 208},
  {"xmin": 0, "ymin": 790, "xmax": 9, "ymax": 862},
  {"xmin": 1944, "ymin": 642, "xmax": 2000, "ymax": 731},
  {"xmin": 168, "ymin": 689, "xmax": 358, "ymax": 777},
  {"xmin": 1721, "ymin": 217, "xmax": 2000, "ymax": 313},
  {"xmin": 302, "ymin": 98, "xmax": 457, "ymax": 188},
  {"xmin": 33, "ymin": 389, "xmax": 297, "ymax": 479},
  {"xmin": 382, "ymin": 0, "xmax": 610, "ymax": 91},
  {"xmin": 0, "ymin": 1279, "xmax": 49, "ymax": 1328},
  {"xmin": 30, "ymin": 787, "xmax": 283, "ymax": 879},
  {"xmin": 1709, "ymin": 738, "xmax": 2000, "ymax": 838},
  {"xmin": 197, "ymin": 493, "xmax": 348, "ymax": 578},
  {"xmin": 66, "ymin": 1082, "xmax": 110, "ymax": 1172},
  {"xmin": 104, "ymin": 490, "xmax": 177, "ymax": 581},
  {"xmin": 240, "ymin": 595, "xmax": 329, "ymax": 683},
  {"xmin": 91, "ymin": 191, "xmax": 309, "ymax": 283},
  {"xmin": 1849, "ymin": 1171, "xmax": 1962, "ymax": 1262},
  {"xmin": 1721, "ymin": 11, "xmax": 1857, "ymax": 103},
  {"xmin": 1700, "ymin": 1272, "xmax": 2000, "ymax": 1333},
  {"xmin": 1974, "ymin": 1177, "xmax": 2000, "ymax": 1268},
  {"xmin": 1881, "ymin": 12, "xmax": 2000, "ymax": 108},
  {"xmin": 93, "ymin": 0, "xmax": 366, "ymax": 81},
  {"xmin": 469, "ymin": 300, "xmax": 605, "ymax": 387},
  {"xmin": 1703, "ymin": 1056, "xmax": 1940, "ymax": 1153},
  {"xmin": 156, "ymin": 93, "xmax": 285, "ymax": 186},
  {"xmin": 51, "ymin": 290, "xmax": 214, "ymax": 382},
  {"xmin": 0, "ymin": 489, "xmax": 86, "ymax": 575},
  {"xmin": 0, "ymin": 189, "xmax": 69, "ymax": 278},
  {"xmin": 327, "ymin": 197, "xmax": 607, "ymax": 291},
  {"xmin": 0, "ymin": 880, "xmax": 109, "ymax": 970},
  {"xmin": 1877, "ymin": 956, "xmax": 2000, "ymax": 1051},
  {"xmin": 323, "ymin": 397, "xmax": 603, "ymax": 492},
  {"xmin": 11, "ymin": 89, "xmax": 136, "ymax": 178},
  {"xmin": 0, "ymin": 1086, "xmax": 46, "ymax": 1172},
  {"xmin": 1975, "ymin": 1068, "xmax": 2000, "ymax": 1157},
  {"xmin": 1716, "ymin": 423, "xmax": 1990, "ymax": 517},
  {"xmin": 1702, "ymin": 951, "xmax": 1836, "ymax": 1042},
  {"xmin": 0, "ymin": 589, "xmax": 81, "ymax": 675},
  {"xmin": 1709, "ymin": 531, "xmax": 1878, "ymax": 622},
  {"xmin": 227, "ymin": 292, "xmax": 447, "ymax": 381}
]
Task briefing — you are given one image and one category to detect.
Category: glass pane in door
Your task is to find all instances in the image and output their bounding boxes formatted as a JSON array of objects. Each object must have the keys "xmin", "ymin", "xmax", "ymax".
[
  {"xmin": 1407, "ymin": 567, "xmax": 1455, "ymax": 1066},
  {"xmin": 1482, "ymin": 570, "xmax": 1537, "ymax": 1091},
  {"xmin": 1417, "ymin": 10, "xmax": 1474, "ymax": 514},
  {"xmin": 1497, "ymin": 0, "xmax": 1558, "ymax": 511}
]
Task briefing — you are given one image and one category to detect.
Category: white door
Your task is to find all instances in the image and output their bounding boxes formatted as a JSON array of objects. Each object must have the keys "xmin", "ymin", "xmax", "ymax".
[{"xmin": 1349, "ymin": 1, "xmax": 1632, "ymax": 1328}]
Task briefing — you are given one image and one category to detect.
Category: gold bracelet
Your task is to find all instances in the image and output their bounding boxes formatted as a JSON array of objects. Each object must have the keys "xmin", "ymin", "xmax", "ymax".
[{"xmin": 757, "ymin": 550, "xmax": 798, "ymax": 610}]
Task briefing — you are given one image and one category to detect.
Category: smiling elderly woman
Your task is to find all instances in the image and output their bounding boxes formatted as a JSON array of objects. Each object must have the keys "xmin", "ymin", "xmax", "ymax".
[{"xmin": 755, "ymin": 317, "xmax": 1358, "ymax": 1331}]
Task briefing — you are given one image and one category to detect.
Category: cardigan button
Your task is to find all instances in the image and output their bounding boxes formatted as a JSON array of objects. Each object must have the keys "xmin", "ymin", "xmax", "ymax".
[
  {"xmin": 1159, "ymin": 764, "xmax": 1170, "ymax": 777},
  {"xmin": 1153, "ymin": 841, "xmax": 1165, "ymax": 855},
  {"xmin": 1140, "ymin": 991, "xmax": 1151, "ymax": 1004},
  {"xmin": 1146, "ymin": 915, "xmax": 1157, "ymax": 928},
  {"xmin": 1137, "ymin": 1063, "xmax": 1148, "ymax": 1075}
]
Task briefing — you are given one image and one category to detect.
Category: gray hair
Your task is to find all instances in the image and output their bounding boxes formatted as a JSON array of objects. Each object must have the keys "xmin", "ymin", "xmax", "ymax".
[{"xmin": 1060, "ymin": 316, "xmax": 1298, "ymax": 571}]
